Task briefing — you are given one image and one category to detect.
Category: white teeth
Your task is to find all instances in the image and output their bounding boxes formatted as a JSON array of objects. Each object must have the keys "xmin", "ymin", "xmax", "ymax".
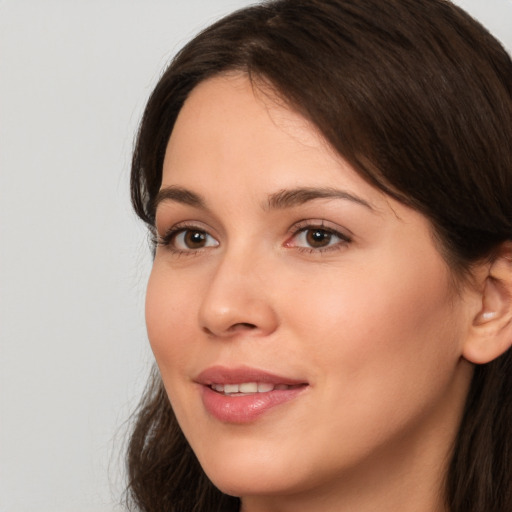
[
  {"xmin": 223, "ymin": 384, "xmax": 239, "ymax": 394},
  {"xmin": 257, "ymin": 382, "xmax": 274, "ymax": 392},
  {"xmin": 211, "ymin": 382, "xmax": 292, "ymax": 395},
  {"xmin": 239, "ymin": 382, "xmax": 258, "ymax": 393}
]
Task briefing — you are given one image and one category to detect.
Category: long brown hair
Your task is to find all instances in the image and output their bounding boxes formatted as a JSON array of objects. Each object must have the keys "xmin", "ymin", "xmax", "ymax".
[{"xmin": 127, "ymin": 1, "xmax": 512, "ymax": 511}]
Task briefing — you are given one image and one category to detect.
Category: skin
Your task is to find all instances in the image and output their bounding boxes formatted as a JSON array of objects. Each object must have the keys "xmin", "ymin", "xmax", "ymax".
[{"xmin": 146, "ymin": 74, "xmax": 481, "ymax": 512}]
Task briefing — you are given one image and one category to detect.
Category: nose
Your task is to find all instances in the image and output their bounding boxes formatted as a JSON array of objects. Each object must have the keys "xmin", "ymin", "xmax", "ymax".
[{"xmin": 198, "ymin": 250, "xmax": 279, "ymax": 338}]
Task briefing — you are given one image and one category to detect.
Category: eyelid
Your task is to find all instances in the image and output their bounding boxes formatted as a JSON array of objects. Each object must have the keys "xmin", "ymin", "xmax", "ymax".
[
  {"xmin": 155, "ymin": 221, "xmax": 220, "ymax": 254},
  {"xmin": 284, "ymin": 219, "xmax": 352, "ymax": 252}
]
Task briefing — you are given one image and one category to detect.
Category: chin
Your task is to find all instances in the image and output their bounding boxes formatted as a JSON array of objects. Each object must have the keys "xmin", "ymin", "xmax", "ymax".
[
  {"xmin": 196, "ymin": 448, "xmax": 307, "ymax": 498},
  {"xmin": 208, "ymin": 471, "xmax": 299, "ymax": 499}
]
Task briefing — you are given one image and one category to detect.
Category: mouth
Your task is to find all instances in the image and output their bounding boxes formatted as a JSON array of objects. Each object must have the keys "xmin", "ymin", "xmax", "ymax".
[
  {"xmin": 210, "ymin": 382, "xmax": 305, "ymax": 396},
  {"xmin": 196, "ymin": 366, "xmax": 309, "ymax": 423}
]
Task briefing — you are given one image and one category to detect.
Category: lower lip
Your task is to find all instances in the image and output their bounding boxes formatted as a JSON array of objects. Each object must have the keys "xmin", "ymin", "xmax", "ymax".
[{"xmin": 200, "ymin": 385, "xmax": 307, "ymax": 423}]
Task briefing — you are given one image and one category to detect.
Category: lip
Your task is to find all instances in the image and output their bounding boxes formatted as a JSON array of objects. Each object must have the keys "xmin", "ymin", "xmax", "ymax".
[
  {"xmin": 195, "ymin": 365, "xmax": 307, "ymax": 386},
  {"xmin": 195, "ymin": 365, "xmax": 308, "ymax": 424}
]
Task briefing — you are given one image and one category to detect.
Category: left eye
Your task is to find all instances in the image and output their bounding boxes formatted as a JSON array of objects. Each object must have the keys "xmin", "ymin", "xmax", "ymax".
[
  {"xmin": 289, "ymin": 227, "xmax": 348, "ymax": 249},
  {"xmin": 173, "ymin": 229, "xmax": 219, "ymax": 250}
]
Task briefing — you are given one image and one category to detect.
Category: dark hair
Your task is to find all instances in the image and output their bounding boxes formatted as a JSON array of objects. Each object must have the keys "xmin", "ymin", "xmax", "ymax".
[{"xmin": 127, "ymin": 1, "xmax": 512, "ymax": 511}]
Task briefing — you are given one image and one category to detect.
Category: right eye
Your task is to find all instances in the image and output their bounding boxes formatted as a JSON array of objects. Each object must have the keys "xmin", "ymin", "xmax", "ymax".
[{"xmin": 158, "ymin": 227, "xmax": 219, "ymax": 253}]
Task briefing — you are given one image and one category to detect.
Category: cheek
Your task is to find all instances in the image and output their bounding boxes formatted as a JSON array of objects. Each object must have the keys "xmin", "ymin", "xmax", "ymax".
[
  {"xmin": 284, "ymin": 254, "xmax": 461, "ymax": 401},
  {"xmin": 270, "ymin": 257, "xmax": 466, "ymax": 472},
  {"xmin": 145, "ymin": 266, "xmax": 196, "ymax": 371},
  {"xmin": 145, "ymin": 266, "xmax": 207, "ymax": 433}
]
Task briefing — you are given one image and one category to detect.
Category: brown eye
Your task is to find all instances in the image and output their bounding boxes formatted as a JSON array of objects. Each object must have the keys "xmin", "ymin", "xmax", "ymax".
[
  {"xmin": 171, "ymin": 229, "xmax": 219, "ymax": 251},
  {"xmin": 305, "ymin": 229, "xmax": 333, "ymax": 248},
  {"xmin": 183, "ymin": 230, "xmax": 207, "ymax": 248},
  {"xmin": 285, "ymin": 224, "xmax": 350, "ymax": 252}
]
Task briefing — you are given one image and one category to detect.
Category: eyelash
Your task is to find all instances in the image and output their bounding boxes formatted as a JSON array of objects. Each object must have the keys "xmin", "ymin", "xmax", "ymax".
[
  {"xmin": 285, "ymin": 221, "xmax": 352, "ymax": 254},
  {"xmin": 155, "ymin": 221, "xmax": 351, "ymax": 256},
  {"xmin": 155, "ymin": 223, "xmax": 217, "ymax": 256}
]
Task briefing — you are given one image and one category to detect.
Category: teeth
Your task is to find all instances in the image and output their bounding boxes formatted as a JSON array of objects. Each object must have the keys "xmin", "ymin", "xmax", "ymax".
[
  {"xmin": 239, "ymin": 382, "xmax": 258, "ymax": 393},
  {"xmin": 257, "ymin": 382, "xmax": 274, "ymax": 392},
  {"xmin": 223, "ymin": 384, "xmax": 239, "ymax": 394},
  {"xmin": 211, "ymin": 382, "xmax": 292, "ymax": 395}
]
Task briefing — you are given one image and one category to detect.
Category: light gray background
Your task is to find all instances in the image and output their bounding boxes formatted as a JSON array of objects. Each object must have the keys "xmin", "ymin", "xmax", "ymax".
[{"xmin": 1, "ymin": 1, "xmax": 511, "ymax": 511}]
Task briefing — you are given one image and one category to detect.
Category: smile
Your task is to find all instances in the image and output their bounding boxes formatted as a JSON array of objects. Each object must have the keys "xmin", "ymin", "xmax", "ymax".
[
  {"xmin": 210, "ymin": 382, "xmax": 301, "ymax": 395},
  {"xmin": 196, "ymin": 366, "xmax": 309, "ymax": 423}
]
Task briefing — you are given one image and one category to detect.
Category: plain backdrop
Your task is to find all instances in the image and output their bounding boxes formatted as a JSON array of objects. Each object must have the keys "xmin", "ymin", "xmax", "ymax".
[{"xmin": 1, "ymin": 1, "xmax": 511, "ymax": 511}]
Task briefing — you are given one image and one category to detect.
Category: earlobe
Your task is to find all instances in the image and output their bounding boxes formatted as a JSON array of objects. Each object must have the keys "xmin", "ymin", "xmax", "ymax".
[{"xmin": 463, "ymin": 243, "xmax": 512, "ymax": 365}]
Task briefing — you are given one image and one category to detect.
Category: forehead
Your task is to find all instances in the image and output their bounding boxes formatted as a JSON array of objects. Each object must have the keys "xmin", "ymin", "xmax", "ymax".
[
  {"xmin": 166, "ymin": 73, "xmax": 325, "ymax": 159},
  {"xmin": 162, "ymin": 74, "xmax": 375, "ymax": 199}
]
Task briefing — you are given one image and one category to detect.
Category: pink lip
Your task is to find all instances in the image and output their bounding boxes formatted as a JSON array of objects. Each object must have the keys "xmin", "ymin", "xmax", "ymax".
[
  {"xmin": 195, "ymin": 366, "xmax": 308, "ymax": 424},
  {"xmin": 195, "ymin": 365, "xmax": 306, "ymax": 386}
]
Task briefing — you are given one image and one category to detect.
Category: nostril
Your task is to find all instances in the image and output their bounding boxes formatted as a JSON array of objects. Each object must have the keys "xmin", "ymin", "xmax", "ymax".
[
  {"xmin": 230, "ymin": 322, "xmax": 257, "ymax": 331},
  {"xmin": 202, "ymin": 326, "xmax": 215, "ymax": 336},
  {"xmin": 202, "ymin": 322, "xmax": 257, "ymax": 337}
]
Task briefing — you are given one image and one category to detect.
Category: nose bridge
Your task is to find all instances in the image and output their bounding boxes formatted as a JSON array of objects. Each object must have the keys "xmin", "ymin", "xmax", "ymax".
[{"xmin": 198, "ymin": 242, "xmax": 278, "ymax": 337}]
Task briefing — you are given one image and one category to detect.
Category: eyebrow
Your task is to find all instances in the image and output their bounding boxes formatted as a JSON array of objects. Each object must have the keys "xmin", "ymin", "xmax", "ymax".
[
  {"xmin": 153, "ymin": 186, "xmax": 206, "ymax": 210},
  {"xmin": 264, "ymin": 187, "xmax": 373, "ymax": 211},
  {"xmin": 153, "ymin": 185, "xmax": 373, "ymax": 212}
]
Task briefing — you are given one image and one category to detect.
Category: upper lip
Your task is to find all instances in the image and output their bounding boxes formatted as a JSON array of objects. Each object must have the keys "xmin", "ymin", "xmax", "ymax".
[{"xmin": 195, "ymin": 365, "xmax": 308, "ymax": 386}]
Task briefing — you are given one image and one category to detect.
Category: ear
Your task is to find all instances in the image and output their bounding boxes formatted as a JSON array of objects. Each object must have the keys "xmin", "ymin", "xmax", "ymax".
[{"xmin": 463, "ymin": 242, "xmax": 512, "ymax": 364}]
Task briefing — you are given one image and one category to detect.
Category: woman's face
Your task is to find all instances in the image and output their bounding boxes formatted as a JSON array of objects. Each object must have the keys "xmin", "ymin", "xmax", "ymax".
[{"xmin": 146, "ymin": 74, "xmax": 475, "ymax": 507}]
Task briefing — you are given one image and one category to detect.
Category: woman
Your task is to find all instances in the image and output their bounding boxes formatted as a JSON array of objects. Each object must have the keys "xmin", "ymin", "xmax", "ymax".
[{"xmin": 126, "ymin": 1, "xmax": 512, "ymax": 511}]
